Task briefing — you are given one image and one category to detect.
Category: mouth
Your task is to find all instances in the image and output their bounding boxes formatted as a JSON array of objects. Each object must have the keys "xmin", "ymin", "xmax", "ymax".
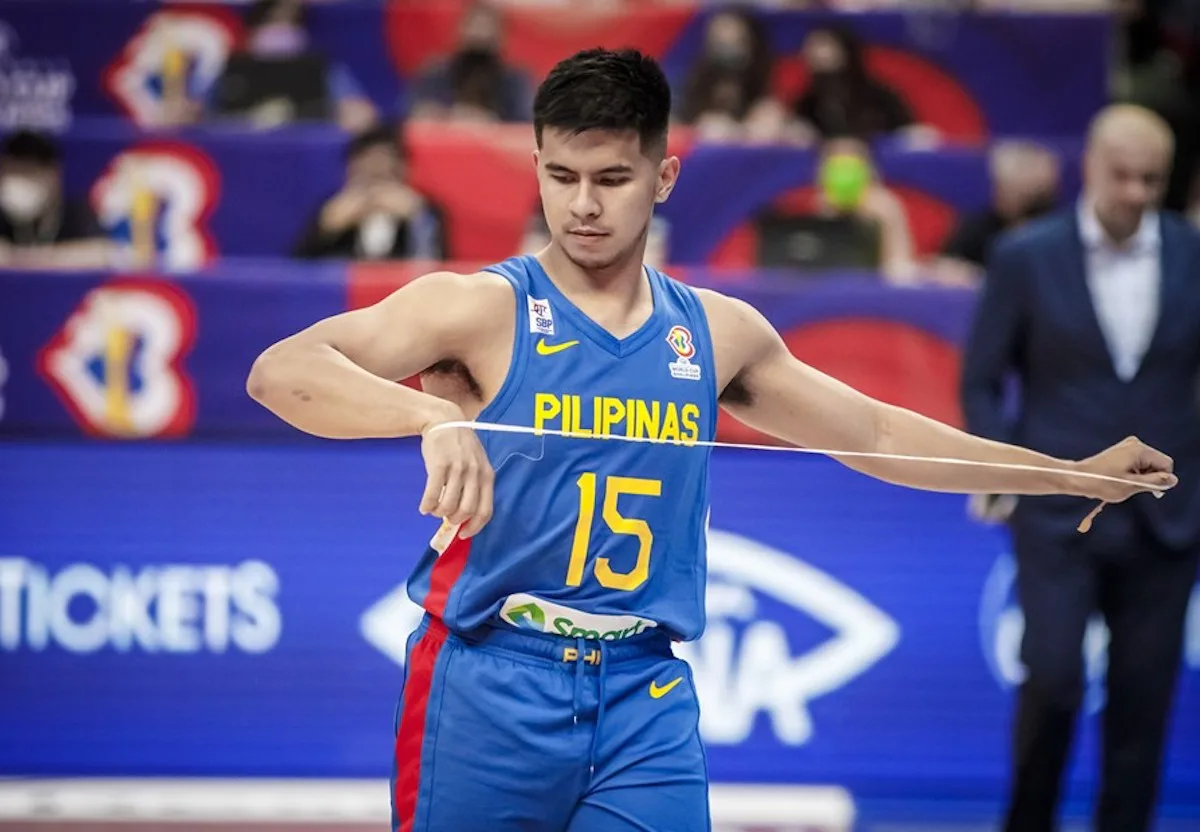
[{"xmin": 568, "ymin": 229, "xmax": 609, "ymax": 240}]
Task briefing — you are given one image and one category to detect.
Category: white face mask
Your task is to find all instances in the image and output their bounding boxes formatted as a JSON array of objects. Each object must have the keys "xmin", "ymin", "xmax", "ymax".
[{"xmin": 0, "ymin": 176, "xmax": 50, "ymax": 221}]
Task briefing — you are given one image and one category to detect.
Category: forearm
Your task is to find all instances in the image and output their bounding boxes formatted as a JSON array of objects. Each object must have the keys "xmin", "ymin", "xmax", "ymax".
[
  {"xmin": 852, "ymin": 402, "xmax": 1084, "ymax": 496},
  {"xmin": 247, "ymin": 343, "xmax": 457, "ymax": 439}
]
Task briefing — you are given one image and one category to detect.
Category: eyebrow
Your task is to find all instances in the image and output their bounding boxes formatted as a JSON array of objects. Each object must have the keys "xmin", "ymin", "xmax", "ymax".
[{"xmin": 544, "ymin": 162, "xmax": 634, "ymax": 176}]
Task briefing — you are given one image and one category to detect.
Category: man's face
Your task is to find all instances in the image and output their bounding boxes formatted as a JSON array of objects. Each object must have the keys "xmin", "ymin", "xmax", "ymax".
[
  {"xmin": 1085, "ymin": 131, "xmax": 1170, "ymax": 239},
  {"xmin": 534, "ymin": 128, "xmax": 677, "ymax": 272},
  {"xmin": 348, "ymin": 144, "xmax": 403, "ymax": 188}
]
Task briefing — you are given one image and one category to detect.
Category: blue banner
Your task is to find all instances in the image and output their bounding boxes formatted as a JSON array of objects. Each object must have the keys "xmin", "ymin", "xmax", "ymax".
[
  {"xmin": 0, "ymin": 441, "xmax": 1196, "ymax": 810},
  {"xmin": 0, "ymin": 266, "xmax": 974, "ymax": 442}
]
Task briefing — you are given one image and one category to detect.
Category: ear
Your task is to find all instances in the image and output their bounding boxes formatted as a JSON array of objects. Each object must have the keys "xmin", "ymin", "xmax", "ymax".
[
  {"xmin": 655, "ymin": 155, "xmax": 681, "ymax": 204},
  {"xmin": 532, "ymin": 149, "xmax": 540, "ymax": 171}
]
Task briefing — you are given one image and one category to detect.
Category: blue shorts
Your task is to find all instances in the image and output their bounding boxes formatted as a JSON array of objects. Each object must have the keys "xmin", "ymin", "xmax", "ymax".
[{"xmin": 390, "ymin": 614, "xmax": 711, "ymax": 832}]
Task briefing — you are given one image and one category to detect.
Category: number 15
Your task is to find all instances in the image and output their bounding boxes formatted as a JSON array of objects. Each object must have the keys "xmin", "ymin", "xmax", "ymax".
[{"xmin": 566, "ymin": 473, "xmax": 661, "ymax": 592}]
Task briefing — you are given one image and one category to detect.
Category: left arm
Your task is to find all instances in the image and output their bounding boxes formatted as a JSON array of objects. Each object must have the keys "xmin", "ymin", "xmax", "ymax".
[{"xmin": 698, "ymin": 290, "xmax": 1174, "ymax": 502}]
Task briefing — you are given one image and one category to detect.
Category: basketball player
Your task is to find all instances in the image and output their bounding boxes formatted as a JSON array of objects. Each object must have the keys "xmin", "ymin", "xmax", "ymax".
[{"xmin": 247, "ymin": 50, "xmax": 1176, "ymax": 832}]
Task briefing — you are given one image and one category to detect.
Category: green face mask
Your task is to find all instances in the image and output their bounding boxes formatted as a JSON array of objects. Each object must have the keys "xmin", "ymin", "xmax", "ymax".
[{"xmin": 819, "ymin": 153, "xmax": 870, "ymax": 210}]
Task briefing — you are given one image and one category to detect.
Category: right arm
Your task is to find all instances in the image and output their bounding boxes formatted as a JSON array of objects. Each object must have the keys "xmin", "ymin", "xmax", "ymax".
[
  {"xmin": 246, "ymin": 270, "xmax": 503, "ymax": 440},
  {"xmin": 246, "ymin": 270, "xmax": 511, "ymax": 535}
]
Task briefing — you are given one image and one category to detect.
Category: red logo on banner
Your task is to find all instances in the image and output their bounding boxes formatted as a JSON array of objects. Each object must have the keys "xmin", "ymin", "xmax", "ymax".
[
  {"xmin": 90, "ymin": 142, "xmax": 222, "ymax": 272},
  {"xmin": 37, "ymin": 280, "xmax": 198, "ymax": 439},
  {"xmin": 103, "ymin": 6, "xmax": 243, "ymax": 128}
]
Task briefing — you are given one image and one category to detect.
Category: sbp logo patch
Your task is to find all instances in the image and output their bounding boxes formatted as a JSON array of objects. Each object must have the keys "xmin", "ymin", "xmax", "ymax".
[
  {"xmin": 91, "ymin": 142, "xmax": 221, "ymax": 272},
  {"xmin": 37, "ymin": 280, "xmax": 197, "ymax": 439}
]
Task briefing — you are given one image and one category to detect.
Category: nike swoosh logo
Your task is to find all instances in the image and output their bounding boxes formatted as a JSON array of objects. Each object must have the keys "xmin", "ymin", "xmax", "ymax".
[
  {"xmin": 536, "ymin": 338, "xmax": 579, "ymax": 356},
  {"xmin": 649, "ymin": 677, "xmax": 683, "ymax": 699}
]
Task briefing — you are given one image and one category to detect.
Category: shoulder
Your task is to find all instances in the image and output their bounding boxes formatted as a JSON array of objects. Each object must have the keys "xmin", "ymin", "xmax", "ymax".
[
  {"xmin": 992, "ymin": 210, "xmax": 1074, "ymax": 258},
  {"xmin": 372, "ymin": 270, "xmax": 514, "ymax": 337},
  {"xmin": 1158, "ymin": 211, "xmax": 1200, "ymax": 249},
  {"xmin": 693, "ymin": 287, "xmax": 781, "ymax": 360}
]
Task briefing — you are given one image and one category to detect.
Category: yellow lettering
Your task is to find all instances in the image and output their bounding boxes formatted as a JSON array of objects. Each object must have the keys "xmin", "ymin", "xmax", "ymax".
[
  {"xmin": 635, "ymin": 399, "xmax": 660, "ymax": 440},
  {"xmin": 534, "ymin": 393, "xmax": 561, "ymax": 434},
  {"xmin": 571, "ymin": 394, "xmax": 591, "ymax": 436},
  {"xmin": 562, "ymin": 393, "xmax": 572, "ymax": 435},
  {"xmin": 593, "ymin": 396, "xmax": 603, "ymax": 438},
  {"xmin": 660, "ymin": 402, "xmax": 680, "ymax": 443},
  {"xmin": 625, "ymin": 399, "xmax": 637, "ymax": 437},
  {"xmin": 601, "ymin": 398, "xmax": 625, "ymax": 436},
  {"xmin": 681, "ymin": 403, "xmax": 700, "ymax": 445}
]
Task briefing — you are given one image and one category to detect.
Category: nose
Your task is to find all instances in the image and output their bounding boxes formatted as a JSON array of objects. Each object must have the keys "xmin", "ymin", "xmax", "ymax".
[
  {"xmin": 569, "ymin": 181, "xmax": 601, "ymax": 222},
  {"xmin": 1122, "ymin": 178, "xmax": 1150, "ymax": 208}
]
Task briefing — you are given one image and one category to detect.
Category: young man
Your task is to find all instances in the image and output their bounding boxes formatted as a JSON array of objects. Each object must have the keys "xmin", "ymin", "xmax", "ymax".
[{"xmin": 247, "ymin": 49, "xmax": 1175, "ymax": 832}]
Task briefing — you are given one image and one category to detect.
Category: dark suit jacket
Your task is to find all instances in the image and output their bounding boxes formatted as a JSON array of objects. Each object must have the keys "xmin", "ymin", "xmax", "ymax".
[{"xmin": 960, "ymin": 208, "xmax": 1200, "ymax": 553}]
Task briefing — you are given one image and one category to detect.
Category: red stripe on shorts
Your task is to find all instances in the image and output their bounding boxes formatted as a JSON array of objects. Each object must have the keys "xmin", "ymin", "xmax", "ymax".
[
  {"xmin": 392, "ymin": 618, "xmax": 449, "ymax": 832},
  {"xmin": 423, "ymin": 534, "xmax": 472, "ymax": 618}
]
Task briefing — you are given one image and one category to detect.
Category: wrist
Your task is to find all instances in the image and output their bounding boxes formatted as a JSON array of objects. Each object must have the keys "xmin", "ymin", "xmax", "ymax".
[{"xmin": 417, "ymin": 398, "xmax": 465, "ymax": 437}]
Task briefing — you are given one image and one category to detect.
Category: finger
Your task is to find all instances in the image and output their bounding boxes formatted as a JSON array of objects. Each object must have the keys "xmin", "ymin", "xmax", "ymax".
[
  {"xmin": 461, "ymin": 463, "xmax": 494, "ymax": 539},
  {"xmin": 449, "ymin": 464, "xmax": 480, "ymax": 527},
  {"xmin": 434, "ymin": 463, "xmax": 465, "ymax": 519},
  {"xmin": 1139, "ymin": 447, "xmax": 1174, "ymax": 473},
  {"xmin": 419, "ymin": 463, "xmax": 447, "ymax": 516}
]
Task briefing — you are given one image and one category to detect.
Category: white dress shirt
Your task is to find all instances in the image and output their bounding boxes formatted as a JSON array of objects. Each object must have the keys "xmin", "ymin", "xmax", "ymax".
[{"xmin": 1077, "ymin": 201, "xmax": 1162, "ymax": 382}]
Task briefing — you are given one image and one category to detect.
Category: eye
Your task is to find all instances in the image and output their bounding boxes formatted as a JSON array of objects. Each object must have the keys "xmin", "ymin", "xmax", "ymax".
[
  {"xmin": 598, "ymin": 178, "xmax": 630, "ymax": 187},
  {"xmin": 551, "ymin": 174, "xmax": 575, "ymax": 184}
]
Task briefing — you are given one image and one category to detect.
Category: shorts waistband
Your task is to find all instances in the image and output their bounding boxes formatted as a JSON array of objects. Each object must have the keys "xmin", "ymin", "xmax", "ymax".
[{"xmin": 422, "ymin": 614, "xmax": 673, "ymax": 665}]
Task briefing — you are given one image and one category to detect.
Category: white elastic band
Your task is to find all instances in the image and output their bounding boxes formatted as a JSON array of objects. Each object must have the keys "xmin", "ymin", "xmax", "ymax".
[{"xmin": 430, "ymin": 419, "xmax": 1168, "ymax": 494}]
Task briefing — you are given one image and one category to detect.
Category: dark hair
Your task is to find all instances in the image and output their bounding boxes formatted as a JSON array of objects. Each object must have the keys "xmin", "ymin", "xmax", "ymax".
[
  {"xmin": 449, "ymin": 48, "xmax": 504, "ymax": 116},
  {"xmin": 1, "ymin": 130, "xmax": 60, "ymax": 166},
  {"xmin": 244, "ymin": 0, "xmax": 305, "ymax": 31},
  {"xmin": 679, "ymin": 7, "xmax": 773, "ymax": 123},
  {"xmin": 533, "ymin": 48, "xmax": 671, "ymax": 156},
  {"xmin": 345, "ymin": 124, "xmax": 401, "ymax": 162}
]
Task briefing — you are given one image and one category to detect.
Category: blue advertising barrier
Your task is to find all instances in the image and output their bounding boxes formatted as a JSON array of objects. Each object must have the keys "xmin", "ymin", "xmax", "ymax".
[
  {"xmin": 0, "ymin": 440, "xmax": 1197, "ymax": 812},
  {"xmin": 0, "ymin": 265, "xmax": 975, "ymax": 441}
]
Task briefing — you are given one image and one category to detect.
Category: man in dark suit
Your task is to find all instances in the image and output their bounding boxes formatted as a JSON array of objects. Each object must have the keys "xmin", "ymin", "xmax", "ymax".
[{"xmin": 962, "ymin": 104, "xmax": 1200, "ymax": 832}]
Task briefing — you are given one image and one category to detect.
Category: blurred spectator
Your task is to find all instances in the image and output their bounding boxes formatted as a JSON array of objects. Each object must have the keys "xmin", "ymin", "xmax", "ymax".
[
  {"xmin": 934, "ymin": 141, "xmax": 1061, "ymax": 285},
  {"xmin": 750, "ymin": 136, "xmax": 915, "ymax": 281},
  {"xmin": 0, "ymin": 130, "xmax": 113, "ymax": 270},
  {"xmin": 790, "ymin": 26, "xmax": 930, "ymax": 144},
  {"xmin": 676, "ymin": 7, "xmax": 791, "ymax": 143},
  {"xmin": 170, "ymin": 0, "xmax": 378, "ymax": 132},
  {"xmin": 293, "ymin": 125, "xmax": 448, "ymax": 261},
  {"xmin": 813, "ymin": 135, "xmax": 916, "ymax": 282},
  {"xmin": 407, "ymin": 1, "xmax": 532, "ymax": 124}
]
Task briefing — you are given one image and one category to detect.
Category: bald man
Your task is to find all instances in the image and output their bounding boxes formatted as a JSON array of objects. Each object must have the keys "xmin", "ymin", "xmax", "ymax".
[{"xmin": 962, "ymin": 105, "xmax": 1200, "ymax": 832}]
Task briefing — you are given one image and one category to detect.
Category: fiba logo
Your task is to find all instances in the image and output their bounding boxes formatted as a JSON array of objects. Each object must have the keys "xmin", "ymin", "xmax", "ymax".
[
  {"xmin": 978, "ymin": 551, "xmax": 1200, "ymax": 715},
  {"xmin": 102, "ymin": 8, "xmax": 241, "ymax": 128},
  {"xmin": 91, "ymin": 143, "xmax": 221, "ymax": 271},
  {"xmin": 37, "ymin": 280, "xmax": 198, "ymax": 439}
]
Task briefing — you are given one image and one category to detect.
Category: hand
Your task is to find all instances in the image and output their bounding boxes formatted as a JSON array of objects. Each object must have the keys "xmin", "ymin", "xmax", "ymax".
[
  {"xmin": 319, "ymin": 186, "xmax": 372, "ymax": 234},
  {"xmin": 418, "ymin": 406, "xmax": 494, "ymax": 539},
  {"xmin": 369, "ymin": 183, "xmax": 423, "ymax": 220},
  {"xmin": 1073, "ymin": 436, "xmax": 1177, "ymax": 503}
]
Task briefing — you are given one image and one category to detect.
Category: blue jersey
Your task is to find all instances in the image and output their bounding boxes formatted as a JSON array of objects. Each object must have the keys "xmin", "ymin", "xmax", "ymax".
[{"xmin": 406, "ymin": 255, "xmax": 718, "ymax": 642}]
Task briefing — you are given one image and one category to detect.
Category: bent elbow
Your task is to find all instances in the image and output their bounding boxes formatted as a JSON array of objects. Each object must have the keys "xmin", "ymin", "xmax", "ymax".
[{"xmin": 246, "ymin": 348, "xmax": 284, "ymax": 405}]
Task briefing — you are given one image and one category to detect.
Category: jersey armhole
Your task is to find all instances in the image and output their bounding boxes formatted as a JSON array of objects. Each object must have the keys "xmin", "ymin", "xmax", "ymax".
[
  {"xmin": 671, "ymin": 278, "xmax": 720, "ymax": 442},
  {"xmin": 476, "ymin": 267, "xmax": 529, "ymax": 423}
]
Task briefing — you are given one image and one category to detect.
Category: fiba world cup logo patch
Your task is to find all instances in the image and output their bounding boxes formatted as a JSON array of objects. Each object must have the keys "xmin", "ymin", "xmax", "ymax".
[{"xmin": 666, "ymin": 325, "xmax": 700, "ymax": 381}]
